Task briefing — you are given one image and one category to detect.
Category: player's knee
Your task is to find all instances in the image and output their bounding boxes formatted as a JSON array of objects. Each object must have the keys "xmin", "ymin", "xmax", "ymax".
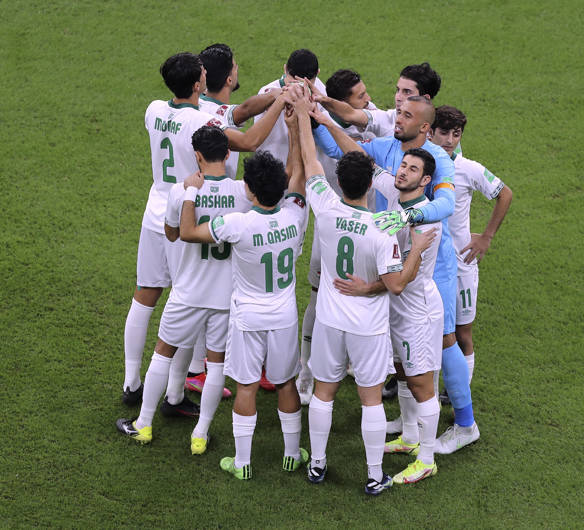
[
  {"xmin": 134, "ymin": 286, "xmax": 163, "ymax": 307},
  {"xmin": 455, "ymin": 324, "xmax": 474, "ymax": 355}
]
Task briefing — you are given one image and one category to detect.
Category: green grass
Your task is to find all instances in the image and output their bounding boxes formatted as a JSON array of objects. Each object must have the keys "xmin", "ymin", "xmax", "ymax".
[{"xmin": 1, "ymin": 0, "xmax": 582, "ymax": 527}]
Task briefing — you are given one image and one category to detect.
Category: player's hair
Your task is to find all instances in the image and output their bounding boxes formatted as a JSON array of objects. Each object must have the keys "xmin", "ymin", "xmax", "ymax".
[
  {"xmin": 400, "ymin": 62, "xmax": 441, "ymax": 99},
  {"xmin": 243, "ymin": 151, "xmax": 288, "ymax": 207},
  {"xmin": 403, "ymin": 148, "xmax": 436, "ymax": 177},
  {"xmin": 200, "ymin": 43, "xmax": 234, "ymax": 93},
  {"xmin": 325, "ymin": 69, "xmax": 361, "ymax": 102},
  {"xmin": 286, "ymin": 49, "xmax": 319, "ymax": 80},
  {"xmin": 406, "ymin": 95, "xmax": 436, "ymax": 123},
  {"xmin": 432, "ymin": 105, "xmax": 467, "ymax": 132},
  {"xmin": 336, "ymin": 151, "xmax": 375, "ymax": 200},
  {"xmin": 191, "ymin": 126, "xmax": 228, "ymax": 163},
  {"xmin": 160, "ymin": 52, "xmax": 203, "ymax": 99}
]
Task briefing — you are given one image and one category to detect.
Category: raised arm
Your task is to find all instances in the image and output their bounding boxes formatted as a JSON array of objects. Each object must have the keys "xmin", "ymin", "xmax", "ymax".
[
  {"xmin": 231, "ymin": 88, "xmax": 281, "ymax": 126},
  {"xmin": 284, "ymin": 105, "xmax": 306, "ymax": 195},
  {"xmin": 310, "ymin": 104, "xmax": 367, "ymax": 158},
  {"xmin": 296, "ymin": 93, "xmax": 324, "ymax": 179},
  {"xmin": 178, "ymin": 173, "xmax": 215, "ymax": 244}
]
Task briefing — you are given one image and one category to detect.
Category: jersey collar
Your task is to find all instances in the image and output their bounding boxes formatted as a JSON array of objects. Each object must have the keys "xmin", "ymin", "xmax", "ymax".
[
  {"xmin": 200, "ymin": 94, "xmax": 226, "ymax": 106},
  {"xmin": 204, "ymin": 175, "xmax": 228, "ymax": 181},
  {"xmin": 252, "ymin": 205, "xmax": 281, "ymax": 215},
  {"xmin": 399, "ymin": 194, "xmax": 426, "ymax": 209},
  {"xmin": 279, "ymin": 75, "xmax": 286, "ymax": 88},
  {"xmin": 340, "ymin": 199, "xmax": 369, "ymax": 212},
  {"xmin": 450, "ymin": 152, "xmax": 459, "ymax": 161},
  {"xmin": 168, "ymin": 100, "xmax": 199, "ymax": 110}
]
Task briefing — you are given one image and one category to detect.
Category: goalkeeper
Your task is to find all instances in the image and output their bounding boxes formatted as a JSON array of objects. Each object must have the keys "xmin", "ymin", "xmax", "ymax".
[{"xmin": 310, "ymin": 95, "xmax": 479, "ymax": 454}]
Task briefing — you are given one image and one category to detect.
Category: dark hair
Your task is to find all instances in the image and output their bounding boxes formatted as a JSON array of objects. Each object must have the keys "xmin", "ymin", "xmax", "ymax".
[
  {"xmin": 325, "ymin": 69, "xmax": 361, "ymax": 102},
  {"xmin": 286, "ymin": 49, "xmax": 319, "ymax": 80},
  {"xmin": 336, "ymin": 151, "xmax": 374, "ymax": 200},
  {"xmin": 403, "ymin": 148, "xmax": 436, "ymax": 177},
  {"xmin": 432, "ymin": 105, "xmax": 467, "ymax": 133},
  {"xmin": 160, "ymin": 52, "xmax": 203, "ymax": 98},
  {"xmin": 200, "ymin": 43, "xmax": 234, "ymax": 93},
  {"xmin": 243, "ymin": 151, "xmax": 287, "ymax": 207},
  {"xmin": 191, "ymin": 126, "xmax": 228, "ymax": 163},
  {"xmin": 400, "ymin": 62, "xmax": 441, "ymax": 99}
]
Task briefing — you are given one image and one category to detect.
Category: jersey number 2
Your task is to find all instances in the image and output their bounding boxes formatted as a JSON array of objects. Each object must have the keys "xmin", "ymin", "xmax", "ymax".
[{"xmin": 161, "ymin": 138, "xmax": 176, "ymax": 183}]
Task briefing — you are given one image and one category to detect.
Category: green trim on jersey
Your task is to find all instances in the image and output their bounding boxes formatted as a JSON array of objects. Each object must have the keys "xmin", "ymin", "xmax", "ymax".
[
  {"xmin": 204, "ymin": 175, "xmax": 228, "ymax": 181},
  {"xmin": 252, "ymin": 205, "xmax": 281, "ymax": 215},
  {"xmin": 201, "ymin": 94, "xmax": 227, "ymax": 106},
  {"xmin": 399, "ymin": 194, "xmax": 427, "ymax": 209},
  {"xmin": 330, "ymin": 113, "xmax": 351, "ymax": 129},
  {"xmin": 279, "ymin": 75, "xmax": 286, "ymax": 88},
  {"xmin": 168, "ymin": 100, "xmax": 199, "ymax": 110},
  {"xmin": 285, "ymin": 192, "xmax": 306, "ymax": 202},
  {"xmin": 451, "ymin": 152, "xmax": 459, "ymax": 161},
  {"xmin": 340, "ymin": 199, "xmax": 369, "ymax": 212}
]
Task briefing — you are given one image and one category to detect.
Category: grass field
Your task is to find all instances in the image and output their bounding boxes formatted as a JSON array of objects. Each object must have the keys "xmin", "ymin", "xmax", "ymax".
[{"xmin": 1, "ymin": 0, "xmax": 583, "ymax": 528}]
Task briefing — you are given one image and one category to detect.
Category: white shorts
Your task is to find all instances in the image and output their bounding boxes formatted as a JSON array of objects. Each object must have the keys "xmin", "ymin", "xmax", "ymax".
[
  {"xmin": 224, "ymin": 320, "xmax": 301, "ymax": 385},
  {"xmin": 308, "ymin": 222, "xmax": 321, "ymax": 288},
  {"xmin": 456, "ymin": 269, "xmax": 479, "ymax": 325},
  {"xmin": 158, "ymin": 300, "xmax": 229, "ymax": 351},
  {"xmin": 391, "ymin": 317, "xmax": 441, "ymax": 377},
  {"xmin": 309, "ymin": 318, "xmax": 394, "ymax": 387},
  {"xmin": 136, "ymin": 226, "xmax": 182, "ymax": 288}
]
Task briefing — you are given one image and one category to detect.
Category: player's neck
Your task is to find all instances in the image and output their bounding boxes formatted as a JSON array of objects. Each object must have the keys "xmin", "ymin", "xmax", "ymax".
[
  {"xmin": 172, "ymin": 92, "xmax": 200, "ymax": 108},
  {"xmin": 252, "ymin": 197, "xmax": 279, "ymax": 212},
  {"xmin": 399, "ymin": 189, "xmax": 425, "ymax": 205},
  {"xmin": 342, "ymin": 195, "xmax": 369, "ymax": 210},
  {"xmin": 400, "ymin": 134, "xmax": 426, "ymax": 152},
  {"xmin": 199, "ymin": 162, "xmax": 226, "ymax": 177},
  {"xmin": 205, "ymin": 88, "xmax": 231, "ymax": 105}
]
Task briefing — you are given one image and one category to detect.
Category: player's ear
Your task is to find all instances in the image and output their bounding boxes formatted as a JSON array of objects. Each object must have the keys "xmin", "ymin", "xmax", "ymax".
[
  {"xmin": 195, "ymin": 151, "xmax": 204, "ymax": 165},
  {"xmin": 422, "ymin": 174, "xmax": 432, "ymax": 186},
  {"xmin": 224, "ymin": 150, "xmax": 230, "ymax": 162},
  {"xmin": 420, "ymin": 121, "xmax": 431, "ymax": 135},
  {"xmin": 427, "ymin": 128, "xmax": 434, "ymax": 140}
]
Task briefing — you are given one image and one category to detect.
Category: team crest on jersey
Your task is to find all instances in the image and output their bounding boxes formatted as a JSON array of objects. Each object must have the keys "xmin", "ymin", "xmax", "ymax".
[
  {"xmin": 270, "ymin": 220, "xmax": 278, "ymax": 228},
  {"xmin": 212, "ymin": 217, "xmax": 225, "ymax": 229},
  {"xmin": 206, "ymin": 118, "xmax": 223, "ymax": 128},
  {"xmin": 352, "ymin": 212, "xmax": 361, "ymax": 219},
  {"xmin": 216, "ymin": 105, "xmax": 228, "ymax": 116},
  {"xmin": 484, "ymin": 168, "xmax": 496, "ymax": 183},
  {"xmin": 210, "ymin": 185, "xmax": 219, "ymax": 192},
  {"xmin": 392, "ymin": 244, "xmax": 400, "ymax": 259}
]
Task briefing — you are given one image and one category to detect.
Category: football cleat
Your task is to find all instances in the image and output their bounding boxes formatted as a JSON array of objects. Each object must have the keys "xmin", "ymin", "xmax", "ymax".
[
  {"xmin": 384, "ymin": 436, "xmax": 420, "ymax": 455},
  {"xmin": 364, "ymin": 473, "xmax": 392, "ymax": 496},
  {"xmin": 434, "ymin": 422, "xmax": 480, "ymax": 454},
  {"xmin": 259, "ymin": 371, "xmax": 276, "ymax": 391},
  {"xmin": 381, "ymin": 376, "xmax": 398, "ymax": 399},
  {"xmin": 122, "ymin": 384, "xmax": 143, "ymax": 406},
  {"xmin": 283, "ymin": 448, "xmax": 309, "ymax": 472},
  {"xmin": 116, "ymin": 418, "xmax": 152, "ymax": 444},
  {"xmin": 393, "ymin": 459, "xmax": 437, "ymax": 484},
  {"xmin": 386, "ymin": 415, "xmax": 403, "ymax": 434},
  {"xmin": 296, "ymin": 376, "xmax": 314, "ymax": 406},
  {"xmin": 307, "ymin": 462, "xmax": 327, "ymax": 484},
  {"xmin": 160, "ymin": 395, "xmax": 200, "ymax": 418},
  {"xmin": 185, "ymin": 373, "xmax": 232, "ymax": 399},
  {"xmin": 191, "ymin": 434, "xmax": 210, "ymax": 455},
  {"xmin": 220, "ymin": 456, "xmax": 252, "ymax": 480}
]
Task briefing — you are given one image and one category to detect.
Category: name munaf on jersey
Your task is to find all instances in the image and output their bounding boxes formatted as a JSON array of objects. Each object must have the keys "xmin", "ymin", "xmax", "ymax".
[
  {"xmin": 165, "ymin": 177, "xmax": 251, "ymax": 309},
  {"xmin": 306, "ymin": 174, "xmax": 403, "ymax": 336},
  {"xmin": 143, "ymin": 99, "xmax": 224, "ymax": 234},
  {"xmin": 450, "ymin": 153, "xmax": 505, "ymax": 274},
  {"xmin": 199, "ymin": 95, "xmax": 241, "ymax": 180},
  {"xmin": 210, "ymin": 194, "xmax": 309, "ymax": 331}
]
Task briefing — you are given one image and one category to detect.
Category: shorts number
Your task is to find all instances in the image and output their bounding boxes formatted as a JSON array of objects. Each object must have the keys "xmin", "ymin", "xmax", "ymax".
[
  {"xmin": 402, "ymin": 340, "xmax": 410, "ymax": 361},
  {"xmin": 459, "ymin": 288, "xmax": 472, "ymax": 309},
  {"xmin": 336, "ymin": 236, "xmax": 354, "ymax": 279},
  {"xmin": 198, "ymin": 215, "xmax": 231, "ymax": 260},
  {"xmin": 161, "ymin": 137, "xmax": 176, "ymax": 183},
  {"xmin": 260, "ymin": 247, "xmax": 294, "ymax": 293}
]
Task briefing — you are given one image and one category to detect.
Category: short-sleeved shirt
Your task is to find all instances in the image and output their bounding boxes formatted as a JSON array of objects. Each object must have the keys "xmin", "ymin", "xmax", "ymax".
[
  {"xmin": 143, "ymin": 100, "xmax": 223, "ymax": 233},
  {"xmin": 306, "ymin": 174, "xmax": 402, "ymax": 335},
  {"xmin": 199, "ymin": 95, "xmax": 241, "ymax": 180},
  {"xmin": 363, "ymin": 107, "xmax": 397, "ymax": 138},
  {"xmin": 450, "ymin": 153, "xmax": 505, "ymax": 274},
  {"xmin": 210, "ymin": 194, "xmax": 309, "ymax": 331},
  {"xmin": 164, "ymin": 177, "xmax": 251, "ymax": 309}
]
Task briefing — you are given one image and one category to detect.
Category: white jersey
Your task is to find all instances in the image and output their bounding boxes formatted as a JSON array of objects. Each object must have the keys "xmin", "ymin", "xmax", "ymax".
[
  {"xmin": 363, "ymin": 107, "xmax": 397, "ymax": 138},
  {"xmin": 211, "ymin": 193, "xmax": 308, "ymax": 331},
  {"xmin": 450, "ymin": 153, "xmax": 504, "ymax": 274},
  {"xmin": 199, "ymin": 95, "xmax": 241, "ymax": 180},
  {"xmin": 143, "ymin": 99, "xmax": 223, "ymax": 233},
  {"xmin": 164, "ymin": 177, "xmax": 251, "ymax": 309},
  {"xmin": 306, "ymin": 174, "xmax": 403, "ymax": 336}
]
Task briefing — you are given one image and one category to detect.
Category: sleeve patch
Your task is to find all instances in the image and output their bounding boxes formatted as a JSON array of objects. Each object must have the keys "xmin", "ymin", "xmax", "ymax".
[
  {"xmin": 285, "ymin": 192, "xmax": 306, "ymax": 208},
  {"xmin": 433, "ymin": 182, "xmax": 455, "ymax": 193},
  {"xmin": 484, "ymin": 168, "xmax": 496, "ymax": 183},
  {"xmin": 212, "ymin": 216, "xmax": 225, "ymax": 229},
  {"xmin": 206, "ymin": 118, "xmax": 225, "ymax": 130},
  {"xmin": 392, "ymin": 243, "xmax": 400, "ymax": 259},
  {"xmin": 216, "ymin": 105, "xmax": 228, "ymax": 116}
]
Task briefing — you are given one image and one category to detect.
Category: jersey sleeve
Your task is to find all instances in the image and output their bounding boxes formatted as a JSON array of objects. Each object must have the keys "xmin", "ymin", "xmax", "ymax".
[
  {"xmin": 469, "ymin": 160, "xmax": 505, "ymax": 200},
  {"xmin": 417, "ymin": 147, "xmax": 456, "ymax": 223},
  {"xmin": 312, "ymin": 125, "xmax": 344, "ymax": 160},
  {"xmin": 284, "ymin": 192, "xmax": 310, "ymax": 241},
  {"xmin": 210, "ymin": 212, "xmax": 245, "ymax": 244},
  {"xmin": 364, "ymin": 108, "xmax": 396, "ymax": 137},
  {"xmin": 305, "ymin": 174, "xmax": 338, "ymax": 216},
  {"xmin": 164, "ymin": 184, "xmax": 185, "ymax": 227},
  {"xmin": 371, "ymin": 165, "xmax": 399, "ymax": 210},
  {"xmin": 376, "ymin": 233, "xmax": 403, "ymax": 275}
]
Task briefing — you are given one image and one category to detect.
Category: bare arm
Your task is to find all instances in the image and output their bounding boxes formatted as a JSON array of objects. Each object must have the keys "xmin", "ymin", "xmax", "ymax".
[
  {"xmin": 179, "ymin": 199, "xmax": 215, "ymax": 243},
  {"xmin": 284, "ymin": 106, "xmax": 306, "ymax": 195},
  {"xmin": 460, "ymin": 184, "xmax": 513, "ymax": 263},
  {"xmin": 296, "ymin": 95, "xmax": 324, "ymax": 178},
  {"xmin": 231, "ymin": 89, "xmax": 281, "ymax": 126}
]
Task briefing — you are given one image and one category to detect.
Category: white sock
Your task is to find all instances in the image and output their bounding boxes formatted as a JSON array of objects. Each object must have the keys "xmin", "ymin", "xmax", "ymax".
[
  {"xmin": 308, "ymin": 395, "xmax": 333, "ymax": 468},
  {"xmin": 193, "ymin": 362, "xmax": 225, "ymax": 439},
  {"xmin": 300, "ymin": 290, "xmax": 317, "ymax": 379},
  {"xmin": 233, "ymin": 411, "xmax": 257, "ymax": 468},
  {"xmin": 123, "ymin": 299, "xmax": 154, "ymax": 391},
  {"xmin": 136, "ymin": 353, "xmax": 171, "ymax": 429},
  {"xmin": 278, "ymin": 409, "xmax": 302, "ymax": 460},
  {"xmin": 189, "ymin": 337, "xmax": 206, "ymax": 375},
  {"xmin": 361, "ymin": 404, "xmax": 386, "ymax": 482},
  {"xmin": 417, "ymin": 395, "xmax": 440, "ymax": 465},
  {"xmin": 466, "ymin": 353, "xmax": 475, "ymax": 384},
  {"xmin": 398, "ymin": 381, "xmax": 419, "ymax": 444},
  {"xmin": 165, "ymin": 347, "xmax": 193, "ymax": 405}
]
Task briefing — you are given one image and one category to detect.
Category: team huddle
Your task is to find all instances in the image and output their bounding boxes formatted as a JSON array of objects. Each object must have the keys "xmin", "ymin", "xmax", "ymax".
[{"xmin": 116, "ymin": 46, "xmax": 512, "ymax": 496}]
